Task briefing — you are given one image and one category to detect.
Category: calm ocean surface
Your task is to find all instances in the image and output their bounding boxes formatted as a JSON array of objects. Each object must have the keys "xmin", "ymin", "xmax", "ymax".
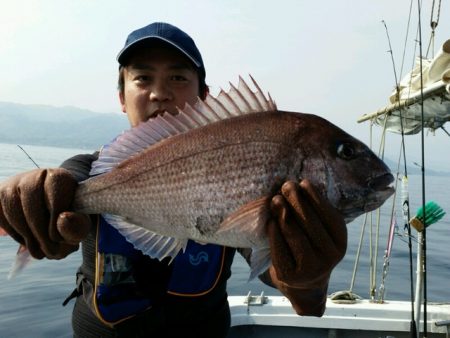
[{"xmin": 0, "ymin": 142, "xmax": 449, "ymax": 337}]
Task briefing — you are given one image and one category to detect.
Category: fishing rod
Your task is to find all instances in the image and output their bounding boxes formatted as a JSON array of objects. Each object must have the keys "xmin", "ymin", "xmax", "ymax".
[
  {"xmin": 416, "ymin": 0, "xmax": 428, "ymax": 336},
  {"xmin": 16, "ymin": 145, "xmax": 40, "ymax": 169},
  {"xmin": 441, "ymin": 126, "xmax": 450, "ymax": 137},
  {"xmin": 382, "ymin": 19, "xmax": 417, "ymax": 338},
  {"xmin": 3, "ymin": 146, "xmax": 41, "ymax": 280}
]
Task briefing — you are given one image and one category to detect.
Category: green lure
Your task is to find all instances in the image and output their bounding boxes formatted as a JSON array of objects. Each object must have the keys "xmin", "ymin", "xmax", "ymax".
[{"xmin": 410, "ymin": 201, "xmax": 446, "ymax": 231}]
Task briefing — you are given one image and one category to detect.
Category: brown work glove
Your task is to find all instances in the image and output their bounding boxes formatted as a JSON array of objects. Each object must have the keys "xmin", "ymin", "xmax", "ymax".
[
  {"xmin": 267, "ymin": 180, "xmax": 347, "ymax": 316},
  {"xmin": 0, "ymin": 168, "xmax": 91, "ymax": 259}
]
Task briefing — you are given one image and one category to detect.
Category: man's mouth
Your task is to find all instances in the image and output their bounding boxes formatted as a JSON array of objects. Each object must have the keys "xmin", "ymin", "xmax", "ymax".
[
  {"xmin": 150, "ymin": 108, "xmax": 177, "ymax": 118},
  {"xmin": 152, "ymin": 109, "xmax": 166, "ymax": 117}
]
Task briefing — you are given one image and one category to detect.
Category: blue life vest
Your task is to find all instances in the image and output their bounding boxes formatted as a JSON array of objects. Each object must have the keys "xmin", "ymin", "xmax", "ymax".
[{"xmin": 92, "ymin": 216, "xmax": 229, "ymax": 325}]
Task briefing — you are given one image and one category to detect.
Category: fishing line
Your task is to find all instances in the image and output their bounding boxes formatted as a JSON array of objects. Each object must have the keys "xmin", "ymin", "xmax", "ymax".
[
  {"xmin": 377, "ymin": 144, "xmax": 403, "ymax": 303},
  {"xmin": 345, "ymin": 120, "xmax": 384, "ymax": 301},
  {"xmin": 349, "ymin": 212, "xmax": 368, "ymax": 295},
  {"xmin": 371, "ymin": 118, "xmax": 388, "ymax": 301},
  {"xmin": 345, "ymin": 118, "xmax": 388, "ymax": 302},
  {"xmin": 349, "ymin": 121, "xmax": 373, "ymax": 295},
  {"xmin": 382, "ymin": 20, "xmax": 400, "ymax": 102},
  {"xmin": 399, "ymin": 0, "xmax": 415, "ymax": 82}
]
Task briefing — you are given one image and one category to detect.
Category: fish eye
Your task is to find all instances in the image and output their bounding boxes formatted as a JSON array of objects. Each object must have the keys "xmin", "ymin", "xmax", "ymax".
[{"xmin": 337, "ymin": 142, "xmax": 356, "ymax": 160}]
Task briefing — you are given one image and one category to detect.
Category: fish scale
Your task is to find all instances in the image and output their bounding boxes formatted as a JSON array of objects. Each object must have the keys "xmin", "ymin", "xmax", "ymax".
[{"xmin": 76, "ymin": 128, "xmax": 290, "ymax": 247}]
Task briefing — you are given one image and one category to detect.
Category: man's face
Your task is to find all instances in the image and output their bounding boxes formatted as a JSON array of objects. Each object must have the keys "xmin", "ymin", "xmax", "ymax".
[{"xmin": 120, "ymin": 45, "xmax": 200, "ymax": 127}]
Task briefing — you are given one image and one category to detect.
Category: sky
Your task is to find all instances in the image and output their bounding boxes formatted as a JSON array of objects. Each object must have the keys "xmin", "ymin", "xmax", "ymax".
[{"xmin": 1, "ymin": 0, "xmax": 449, "ymax": 170}]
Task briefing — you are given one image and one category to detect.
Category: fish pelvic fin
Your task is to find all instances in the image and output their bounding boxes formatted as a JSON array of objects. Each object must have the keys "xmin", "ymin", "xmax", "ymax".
[
  {"xmin": 8, "ymin": 245, "xmax": 33, "ymax": 280},
  {"xmin": 1, "ymin": 228, "xmax": 34, "ymax": 279},
  {"xmin": 103, "ymin": 214, "xmax": 187, "ymax": 263},
  {"xmin": 90, "ymin": 75, "xmax": 277, "ymax": 176}
]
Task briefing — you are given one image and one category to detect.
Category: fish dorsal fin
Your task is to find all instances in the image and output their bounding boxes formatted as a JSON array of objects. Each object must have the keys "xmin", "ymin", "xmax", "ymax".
[{"xmin": 90, "ymin": 75, "xmax": 276, "ymax": 176}]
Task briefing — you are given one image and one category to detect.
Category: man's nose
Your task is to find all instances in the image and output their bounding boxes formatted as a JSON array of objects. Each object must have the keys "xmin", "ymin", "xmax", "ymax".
[{"xmin": 149, "ymin": 80, "xmax": 172, "ymax": 101}]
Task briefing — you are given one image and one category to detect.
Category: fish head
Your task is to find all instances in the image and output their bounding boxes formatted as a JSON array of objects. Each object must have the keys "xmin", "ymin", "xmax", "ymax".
[{"xmin": 295, "ymin": 114, "xmax": 395, "ymax": 223}]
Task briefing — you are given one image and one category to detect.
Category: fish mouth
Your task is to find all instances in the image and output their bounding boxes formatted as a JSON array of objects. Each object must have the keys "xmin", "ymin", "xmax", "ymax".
[
  {"xmin": 367, "ymin": 173, "xmax": 395, "ymax": 191},
  {"xmin": 365, "ymin": 172, "xmax": 395, "ymax": 211},
  {"xmin": 363, "ymin": 172, "xmax": 395, "ymax": 205},
  {"xmin": 341, "ymin": 173, "xmax": 395, "ymax": 223}
]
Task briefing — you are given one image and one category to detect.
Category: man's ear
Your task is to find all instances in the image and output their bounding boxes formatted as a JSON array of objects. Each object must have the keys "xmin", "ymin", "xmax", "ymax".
[
  {"xmin": 119, "ymin": 91, "xmax": 126, "ymax": 113},
  {"xmin": 201, "ymin": 84, "xmax": 210, "ymax": 100}
]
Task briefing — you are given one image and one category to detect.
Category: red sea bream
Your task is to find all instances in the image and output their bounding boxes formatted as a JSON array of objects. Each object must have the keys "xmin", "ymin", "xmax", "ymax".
[{"xmin": 71, "ymin": 76, "xmax": 394, "ymax": 279}]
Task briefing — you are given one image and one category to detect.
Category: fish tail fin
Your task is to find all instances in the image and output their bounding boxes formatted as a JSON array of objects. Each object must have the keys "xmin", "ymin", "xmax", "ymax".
[
  {"xmin": 248, "ymin": 246, "xmax": 272, "ymax": 281},
  {"xmin": 8, "ymin": 245, "xmax": 33, "ymax": 280}
]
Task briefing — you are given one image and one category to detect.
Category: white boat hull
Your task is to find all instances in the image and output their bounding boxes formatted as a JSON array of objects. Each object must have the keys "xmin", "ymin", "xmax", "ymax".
[{"xmin": 228, "ymin": 295, "xmax": 450, "ymax": 337}]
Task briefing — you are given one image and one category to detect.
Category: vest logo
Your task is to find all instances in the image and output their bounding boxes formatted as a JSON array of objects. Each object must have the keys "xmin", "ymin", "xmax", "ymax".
[{"xmin": 189, "ymin": 251, "xmax": 209, "ymax": 266}]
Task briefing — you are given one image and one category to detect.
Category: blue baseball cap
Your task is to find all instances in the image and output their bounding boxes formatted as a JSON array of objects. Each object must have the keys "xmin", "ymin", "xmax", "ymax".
[{"xmin": 117, "ymin": 22, "xmax": 205, "ymax": 81}]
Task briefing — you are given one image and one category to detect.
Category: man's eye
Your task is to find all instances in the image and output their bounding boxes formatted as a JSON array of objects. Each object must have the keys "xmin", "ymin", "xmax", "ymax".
[
  {"xmin": 170, "ymin": 75, "xmax": 187, "ymax": 82},
  {"xmin": 136, "ymin": 75, "xmax": 149, "ymax": 82}
]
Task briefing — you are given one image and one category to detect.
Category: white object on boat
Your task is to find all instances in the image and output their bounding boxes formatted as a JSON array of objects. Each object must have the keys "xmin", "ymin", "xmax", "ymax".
[{"xmin": 358, "ymin": 39, "xmax": 450, "ymax": 135}]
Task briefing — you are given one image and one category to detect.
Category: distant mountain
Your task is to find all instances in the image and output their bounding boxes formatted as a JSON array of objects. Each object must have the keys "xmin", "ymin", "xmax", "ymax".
[
  {"xmin": 383, "ymin": 157, "xmax": 449, "ymax": 177},
  {"xmin": 0, "ymin": 101, "xmax": 129, "ymax": 149}
]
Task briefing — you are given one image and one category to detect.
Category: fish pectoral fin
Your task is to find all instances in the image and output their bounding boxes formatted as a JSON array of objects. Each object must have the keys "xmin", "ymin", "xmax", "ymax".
[
  {"xmin": 215, "ymin": 196, "xmax": 272, "ymax": 281},
  {"xmin": 103, "ymin": 214, "xmax": 187, "ymax": 263},
  {"xmin": 249, "ymin": 246, "xmax": 272, "ymax": 281},
  {"xmin": 217, "ymin": 196, "xmax": 271, "ymax": 236}
]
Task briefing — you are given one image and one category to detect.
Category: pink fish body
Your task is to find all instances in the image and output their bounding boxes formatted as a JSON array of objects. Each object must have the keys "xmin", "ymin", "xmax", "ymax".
[{"xmin": 71, "ymin": 76, "xmax": 394, "ymax": 278}]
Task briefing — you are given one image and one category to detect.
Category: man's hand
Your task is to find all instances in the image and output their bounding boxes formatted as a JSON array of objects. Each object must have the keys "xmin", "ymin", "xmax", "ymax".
[
  {"xmin": 266, "ymin": 180, "xmax": 347, "ymax": 316},
  {"xmin": 0, "ymin": 168, "xmax": 91, "ymax": 259}
]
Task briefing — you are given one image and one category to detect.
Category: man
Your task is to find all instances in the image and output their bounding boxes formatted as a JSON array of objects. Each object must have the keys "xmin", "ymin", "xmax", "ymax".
[{"xmin": 0, "ymin": 22, "xmax": 347, "ymax": 337}]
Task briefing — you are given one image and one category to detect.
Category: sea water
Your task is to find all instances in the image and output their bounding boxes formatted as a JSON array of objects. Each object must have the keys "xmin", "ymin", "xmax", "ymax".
[{"xmin": 0, "ymin": 143, "xmax": 449, "ymax": 337}]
